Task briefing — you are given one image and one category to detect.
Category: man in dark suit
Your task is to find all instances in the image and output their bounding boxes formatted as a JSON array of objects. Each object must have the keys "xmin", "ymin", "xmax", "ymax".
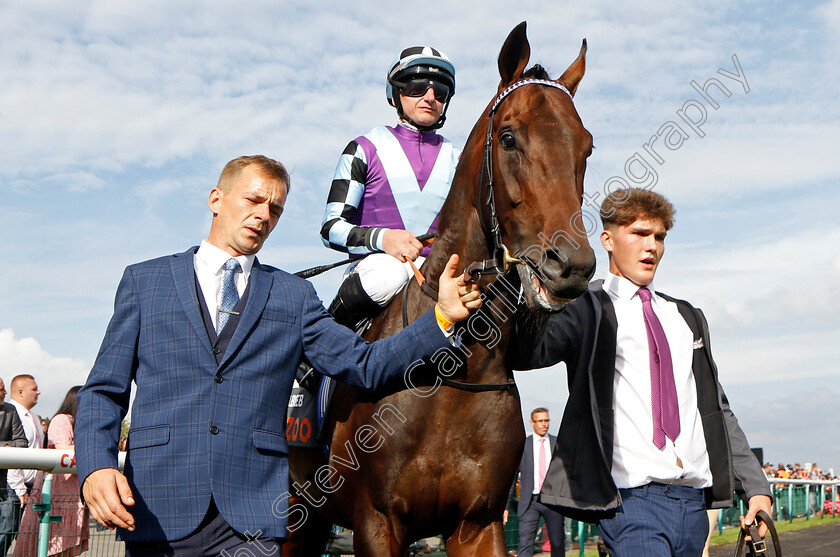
[
  {"xmin": 75, "ymin": 155, "xmax": 481, "ymax": 555},
  {"xmin": 0, "ymin": 377, "xmax": 28, "ymax": 555},
  {"xmin": 510, "ymin": 188, "xmax": 771, "ymax": 557},
  {"xmin": 505, "ymin": 408, "xmax": 565, "ymax": 557}
]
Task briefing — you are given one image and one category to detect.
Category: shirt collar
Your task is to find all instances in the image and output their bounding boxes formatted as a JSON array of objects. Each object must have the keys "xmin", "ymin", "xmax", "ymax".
[
  {"xmin": 605, "ymin": 273, "xmax": 657, "ymax": 303},
  {"xmin": 394, "ymin": 121, "xmax": 439, "ymax": 140},
  {"xmin": 196, "ymin": 240, "xmax": 254, "ymax": 276}
]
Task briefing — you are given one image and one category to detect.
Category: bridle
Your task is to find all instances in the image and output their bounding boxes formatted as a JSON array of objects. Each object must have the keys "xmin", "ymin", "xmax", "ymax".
[
  {"xmin": 467, "ymin": 78, "xmax": 575, "ymax": 281},
  {"xmin": 400, "ymin": 79, "xmax": 576, "ymax": 393}
]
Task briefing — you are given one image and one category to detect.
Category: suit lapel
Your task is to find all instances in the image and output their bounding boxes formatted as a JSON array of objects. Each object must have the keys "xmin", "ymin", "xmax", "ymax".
[
  {"xmin": 172, "ymin": 247, "xmax": 216, "ymax": 361},
  {"xmin": 525, "ymin": 434, "xmax": 534, "ymax": 470},
  {"xmin": 218, "ymin": 258, "xmax": 271, "ymax": 369}
]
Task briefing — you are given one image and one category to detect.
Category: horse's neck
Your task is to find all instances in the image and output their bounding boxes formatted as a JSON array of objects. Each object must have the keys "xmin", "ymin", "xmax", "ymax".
[{"xmin": 404, "ymin": 224, "xmax": 521, "ymax": 382}]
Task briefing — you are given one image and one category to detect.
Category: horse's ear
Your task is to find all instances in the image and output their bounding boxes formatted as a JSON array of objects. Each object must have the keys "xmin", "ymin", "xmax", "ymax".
[
  {"xmin": 498, "ymin": 21, "xmax": 531, "ymax": 87},
  {"xmin": 557, "ymin": 39, "xmax": 587, "ymax": 97}
]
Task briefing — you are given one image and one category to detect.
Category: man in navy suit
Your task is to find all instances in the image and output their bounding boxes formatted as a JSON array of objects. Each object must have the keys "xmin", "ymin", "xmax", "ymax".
[
  {"xmin": 75, "ymin": 155, "xmax": 480, "ymax": 555},
  {"xmin": 505, "ymin": 408, "xmax": 565, "ymax": 557}
]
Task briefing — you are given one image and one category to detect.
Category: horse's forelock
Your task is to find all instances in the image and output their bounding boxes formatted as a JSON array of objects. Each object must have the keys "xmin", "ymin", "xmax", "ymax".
[{"xmin": 522, "ymin": 64, "xmax": 551, "ymax": 80}]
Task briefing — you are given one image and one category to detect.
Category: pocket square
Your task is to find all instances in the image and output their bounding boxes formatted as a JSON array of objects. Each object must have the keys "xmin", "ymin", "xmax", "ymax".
[{"xmin": 693, "ymin": 338, "xmax": 705, "ymax": 349}]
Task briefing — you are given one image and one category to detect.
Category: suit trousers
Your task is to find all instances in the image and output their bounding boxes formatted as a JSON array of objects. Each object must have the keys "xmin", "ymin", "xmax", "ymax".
[
  {"xmin": 125, "ymin": 499, "xmax": 281, "ymax": 557},
  {"xmin": 0, "ymin": 489, "xmax": 21, "ymax": 556},
  {"xmin": 597, "ymin": 483, "xmax": 708, "ymax": 557},
  {"xmin": 517, "ymin": 495, "xmax": 566, "ymax": 557}
]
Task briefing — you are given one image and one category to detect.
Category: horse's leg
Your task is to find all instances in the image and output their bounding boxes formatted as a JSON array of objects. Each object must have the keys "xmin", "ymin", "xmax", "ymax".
[
  {"xmin": 444, "ymin": 520, "xmax": 508, "ymax": 557},
  {"xmin": 351, "ymin": 511, "xmax": 408, "ymax": 557},
  {"xmin": 280, "ymin": 495, "xmax": 332, "ymax": 557}
]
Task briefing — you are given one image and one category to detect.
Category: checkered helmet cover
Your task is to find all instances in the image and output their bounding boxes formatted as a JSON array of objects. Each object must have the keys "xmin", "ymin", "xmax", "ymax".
[{"xmin": 386, "ymin": 45, "xmax": 456, "ymax": 107}]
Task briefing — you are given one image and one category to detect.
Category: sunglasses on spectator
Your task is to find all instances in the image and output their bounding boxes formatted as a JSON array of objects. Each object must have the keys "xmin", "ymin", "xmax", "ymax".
[{"xmin": 396, "ymin": 78, "xmax": 451, "ymax": 102}]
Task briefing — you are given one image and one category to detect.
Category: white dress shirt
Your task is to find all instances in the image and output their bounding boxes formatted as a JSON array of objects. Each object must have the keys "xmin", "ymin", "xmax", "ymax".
[
  {"xmin": 531, "ymin": 433, "xmax": 552, "ymax": 494},
  {"xmin": 194, "ymin": 241, "xmax": 254, "ymax": 331},
  {"xmin": 195, "ymin": 240, "xmax": 454, "ymax": 339},
  {"xmin": 604, "ymin": 274, "xmax": 713, "ymax": 490},
  {"xmin": 7, "ymin": 399, "xmax": 42, "ymax": 496}
]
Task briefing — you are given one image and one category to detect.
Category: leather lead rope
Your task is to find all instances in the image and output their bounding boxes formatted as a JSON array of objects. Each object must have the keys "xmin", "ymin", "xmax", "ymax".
[{"xmin": 734, "ymin": 510, "xmax": 782, "ymax": 556}]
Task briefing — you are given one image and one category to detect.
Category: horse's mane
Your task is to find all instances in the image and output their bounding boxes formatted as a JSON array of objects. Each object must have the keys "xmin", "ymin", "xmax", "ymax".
[{"xmin": 523, "ymin": 64, "xmax": 552, "ymax": 80}]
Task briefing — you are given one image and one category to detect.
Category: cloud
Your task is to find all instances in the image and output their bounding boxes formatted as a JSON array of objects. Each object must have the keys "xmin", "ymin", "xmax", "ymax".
[
  {"xmin": 734, "ymin": 388, "xmax": 840, "ymax": 469},
  {"xmin": 0, "ymin": 329, "xmax": 91, "ymax": 418},
  {"xmin": 1, "ymin": 0, "xmax": 837, "ymax": 470}
]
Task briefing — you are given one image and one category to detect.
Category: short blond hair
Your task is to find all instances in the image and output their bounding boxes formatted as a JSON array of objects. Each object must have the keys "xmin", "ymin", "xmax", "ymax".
[{"xmin": 217, "ymin": 155, "xmax": 290, "ymax": 193}]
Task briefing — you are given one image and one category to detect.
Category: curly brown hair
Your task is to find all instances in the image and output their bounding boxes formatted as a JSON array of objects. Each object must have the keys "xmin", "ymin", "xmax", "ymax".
[{"xmin": 600, "ymin": 188, "xmax": 675, "ymax": 231}]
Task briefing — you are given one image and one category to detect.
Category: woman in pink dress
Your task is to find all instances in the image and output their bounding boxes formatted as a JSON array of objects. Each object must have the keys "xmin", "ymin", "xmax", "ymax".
[{"xmin": 14, "ymin": 386, "xmax": 89, "ymax": 557}]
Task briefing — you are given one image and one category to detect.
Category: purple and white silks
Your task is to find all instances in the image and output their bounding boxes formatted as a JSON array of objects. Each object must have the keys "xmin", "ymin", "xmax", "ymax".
[{"xmin": 321, "ymin": 123, "xmax": 460, "ymax": 257}]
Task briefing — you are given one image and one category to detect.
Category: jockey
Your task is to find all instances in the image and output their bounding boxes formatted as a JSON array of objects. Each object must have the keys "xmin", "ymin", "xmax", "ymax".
[{"xmin": 321, "ymin": 45, "xmax": 461, "ymax": 326}]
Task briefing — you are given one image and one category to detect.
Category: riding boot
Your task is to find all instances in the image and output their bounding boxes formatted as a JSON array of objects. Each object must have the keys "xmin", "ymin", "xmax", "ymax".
[{"xmin": 328, "ymin": 273, "xmax": 383, "ymax": 331}]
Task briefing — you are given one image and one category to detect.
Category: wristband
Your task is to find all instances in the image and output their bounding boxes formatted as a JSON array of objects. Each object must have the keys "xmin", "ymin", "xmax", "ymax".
[{"xmin": 434, "ymin": 305, "xmax": 453, "ymax": 331}]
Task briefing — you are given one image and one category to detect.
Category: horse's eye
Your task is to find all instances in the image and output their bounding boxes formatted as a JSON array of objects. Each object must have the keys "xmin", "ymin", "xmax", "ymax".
[{"xmin": 499, "ymin": 132, "xmax": 516, "ymax": 150}]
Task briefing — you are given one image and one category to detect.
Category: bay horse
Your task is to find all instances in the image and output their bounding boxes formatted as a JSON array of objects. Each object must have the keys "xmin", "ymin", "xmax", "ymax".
[{"xmin": 286, "ymin": 22, "xmax": 596, "ymax": 556}]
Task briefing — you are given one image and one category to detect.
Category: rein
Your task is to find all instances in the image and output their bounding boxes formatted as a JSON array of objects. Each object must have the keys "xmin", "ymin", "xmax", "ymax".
[
  {"xmin": 293, "ymin": 232, "xmax": 435, "ymax": 279},
  {"xmin": 400, "ymin": 267, "xmax": 517, "ymax": 393},
  {"xmin": 466, "ymin": 78, "xmax": 574, "ymax": 281}
]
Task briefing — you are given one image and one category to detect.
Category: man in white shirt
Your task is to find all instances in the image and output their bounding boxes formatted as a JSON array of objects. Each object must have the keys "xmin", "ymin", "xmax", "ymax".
[
  {"xmin": 510, "ymin": 188, "xmax": 771, "ymax": 557},
  {"xmin": 505, "ymin": 408, "xmax": 565, "ymax": 557},
  {"xmin": 75, "ymin": 155, "xmax": 481, "ymax": 555}
]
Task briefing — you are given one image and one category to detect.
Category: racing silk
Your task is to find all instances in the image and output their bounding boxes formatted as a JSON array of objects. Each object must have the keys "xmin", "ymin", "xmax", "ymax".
[{"xmin": 321, "ymin": 123, "xmax": 460, "ymax": 257}]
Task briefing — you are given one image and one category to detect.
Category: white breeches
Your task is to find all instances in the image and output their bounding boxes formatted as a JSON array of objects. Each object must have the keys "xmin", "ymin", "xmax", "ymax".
[{"xmin": 347, "ymin": 253, "xmax": 426, "ymax": 306}]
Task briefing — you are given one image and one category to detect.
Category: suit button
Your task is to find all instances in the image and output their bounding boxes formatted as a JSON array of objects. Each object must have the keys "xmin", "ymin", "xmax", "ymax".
[
  {"xmin": 213, "ymin": 348, "xmax": 221, "ymax": 355},
  {"xmin": 214, "ymin": 374, "xmax": 223, "ymax": 383},
  {"xmin": 209, "ymin": 426, "xmax": 219, "ymax": 435}
]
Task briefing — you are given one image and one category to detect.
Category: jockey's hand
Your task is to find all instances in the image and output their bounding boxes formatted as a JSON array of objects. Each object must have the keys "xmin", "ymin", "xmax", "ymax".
[
  {"xmin": 436, "ymin": 254, "xmax": 482, "ymax": 323},
  {"xmin": 83, "ymin": 468, "xmax": 136, "ymax": 531},
  {"xmin": 382, "ymin": 229, "xmax": 423, "ymax": 262}
]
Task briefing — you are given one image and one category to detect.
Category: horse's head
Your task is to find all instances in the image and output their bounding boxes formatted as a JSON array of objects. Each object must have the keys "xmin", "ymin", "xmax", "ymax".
[{"xmin": 477, "ymin": 22, "xmax": 596, "ymax": 313}]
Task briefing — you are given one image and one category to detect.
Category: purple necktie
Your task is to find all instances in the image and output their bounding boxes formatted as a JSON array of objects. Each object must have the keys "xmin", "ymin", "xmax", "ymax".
[{"xmin": 638, "ymin": 288, "xmax": 680, "ymax": 449}]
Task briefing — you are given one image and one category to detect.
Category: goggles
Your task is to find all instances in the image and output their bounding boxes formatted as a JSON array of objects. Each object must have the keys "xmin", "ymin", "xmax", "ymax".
[{"xmin": 395, "ymin": 77, "xmax": 451, "ymax": 102}]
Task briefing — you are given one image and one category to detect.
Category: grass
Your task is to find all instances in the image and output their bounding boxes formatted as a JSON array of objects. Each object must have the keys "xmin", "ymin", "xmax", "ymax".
[{"xmin": 552, "ymin": 514, "xmax": 840, "ymax": 556}]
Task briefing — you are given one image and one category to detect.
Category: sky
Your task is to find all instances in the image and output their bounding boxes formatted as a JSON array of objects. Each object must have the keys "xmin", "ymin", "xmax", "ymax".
[{"xmin": 1, "ymin": 1, "xmax": 838, "ymax": 473}]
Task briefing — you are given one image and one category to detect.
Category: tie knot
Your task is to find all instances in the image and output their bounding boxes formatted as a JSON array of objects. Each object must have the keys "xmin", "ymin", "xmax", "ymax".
[
  {"xmin": 224, "ymin": 258, "xmax": 241, "ymax": 273},
  {"xmin": 638, "ymin": 287, "xmax": 652, "ymax": 303}
]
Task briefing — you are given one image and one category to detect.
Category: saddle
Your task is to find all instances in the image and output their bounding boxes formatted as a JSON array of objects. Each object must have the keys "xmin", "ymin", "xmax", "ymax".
[{"xmin": 286, "ymin": 313, "xmax": 374, "ymax": 450}]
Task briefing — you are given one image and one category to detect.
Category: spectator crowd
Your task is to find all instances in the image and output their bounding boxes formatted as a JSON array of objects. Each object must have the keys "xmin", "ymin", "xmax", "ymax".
[{"xmin": 763, "ymin": 462, "xmax": 836, "ymax": 481}]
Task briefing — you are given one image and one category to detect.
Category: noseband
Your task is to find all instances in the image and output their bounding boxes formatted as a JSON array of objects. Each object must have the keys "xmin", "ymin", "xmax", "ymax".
[{"xmin": 467, "ymin": 78, "xmax": 575, "ymax": 281}]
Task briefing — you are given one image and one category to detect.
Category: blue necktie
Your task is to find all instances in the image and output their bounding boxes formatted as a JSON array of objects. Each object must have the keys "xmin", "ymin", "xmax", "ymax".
[{"xmin": 217, "ymin": 258, "xmax": 241, "ymax": 334}]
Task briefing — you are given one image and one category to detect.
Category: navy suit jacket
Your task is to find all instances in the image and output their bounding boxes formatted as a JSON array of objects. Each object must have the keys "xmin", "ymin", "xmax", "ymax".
[
  {"xmin": 76, "ymin": 247, "xmax": 448, "ymax": 542},
  {"xmin": 508, "ymin": 433, "xmax": 557, "ymax": 517}
]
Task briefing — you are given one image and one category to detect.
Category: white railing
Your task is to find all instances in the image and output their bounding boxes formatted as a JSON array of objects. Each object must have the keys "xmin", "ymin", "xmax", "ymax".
[{"xmin": 0, "ymin": 447, "xmax": 126, "ymax": 473}]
